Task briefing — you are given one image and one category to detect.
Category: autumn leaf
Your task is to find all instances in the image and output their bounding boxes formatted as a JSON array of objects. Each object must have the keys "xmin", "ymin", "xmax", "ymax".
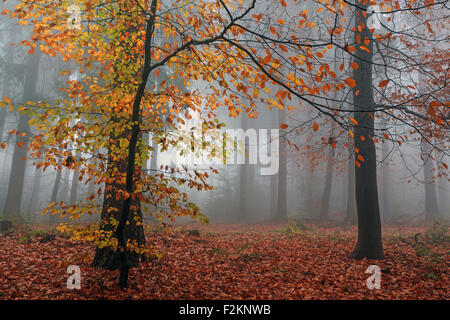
[
  {"xmin": 312, "ymin": 122, "xmax": 319, "ymax": 131},
  {"xmin": 345, "ymin": 78, "xmax": 356, "ymax": 87},
  {"xmin": 359, "ymin": 45, "xmax": 370, "ymax": 53},
  {"xmin": 378, "ymin": 80, "xmax": 389, "ymax": 87},
  {"xmin": 280, "ymin": 123, "xmax": 288, "ymax": 130},
  {"xmin": 350, "ymin": 62, "xmax": 359, "ymax": 69},
  {"xmin": 2, "ymin": 97, "xmax": 12, "ymax": 104},
  {"xmin": 279, "ymin": 44, "xmax": 288, "ymax": 53}
]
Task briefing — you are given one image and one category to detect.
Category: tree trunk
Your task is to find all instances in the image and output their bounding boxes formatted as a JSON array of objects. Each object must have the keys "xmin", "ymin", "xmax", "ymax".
[
  {"xmin": 381, "ymin": 140, "xmax": 392, "ymax": 219},
  {"xmin": 239, "ymin": 114, "xmax": 250, "ymax": 222},
  {"xmin": 422, "ymin": 139, "xmax": 439, "ymax": 220},
  {"xmin": 3, "ymin": 48, "xmax": 41, "ymax": 220},
  {"xmin": 319, "ymin": 123, "xmax": 335, "ymax": 220},
  {"xmin": 91, "ymin": 129, "xmax": 146, "ymax": 271},
  {"xmin": 276, "ymin": 108, "xmax": 287, "ymax": 220},
  {"xmin": 70, "ymin": 152, "xmax": 81, "ymax": 204},
  {"xmin": 270, "ymin": 110, "xmax": 279, "ymax": 218},
  {"xmin": 349, "ymin": 3, "xmax": 384, "ymax": 259},
  {"xmin": 49, "ymin": 167, "xmax": 62, "ymax": 223},
  {"xmin": 28, "ymin": 153, "xmax": 43, "ymax": 221},
  {"xmin": 438, "ymin": 173, "xmax": 449, "ymax": 220},
  {"xmin": 150, "ymin": 134, "xmax": 158, "ymax": 170},
  {"xmin": 345, "ymin": 145, "xmax": 357, "ymax": 224}
]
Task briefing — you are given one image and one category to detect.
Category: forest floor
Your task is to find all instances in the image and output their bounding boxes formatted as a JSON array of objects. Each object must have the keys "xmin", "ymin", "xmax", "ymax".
[{"xmin": 0, "ymin": 220, "xmax": 448, "ymax": 299}]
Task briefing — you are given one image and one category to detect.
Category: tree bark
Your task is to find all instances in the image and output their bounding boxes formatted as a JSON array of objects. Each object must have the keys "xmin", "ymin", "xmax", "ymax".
[
  {"xmin": 276, "ymin": 108, "xmax": 287, "ymax": 220},
  {"xmin": 422, "ymin": 139, "xmax": 440, "ymax": 220},
  {"xmin": 319, "ymin": 123, "xmax": 335, "ymax": 220},
  {"xmin": 70, "ymin": 152, "xmax": 81, "ymax": 204},
  {"xmin": 49, "ymin": 166, "xmax": 62, "ymax": 223},
  {"xmin": 349, "ymin": 3, "xmax": 384, "ymax": 259},
  {"xmin": 28, "ymin": 152, "xmax": 43, "ymax": 221},
  {"xmin": 345, "ymin": 144, "xmax": 357, "ymax": 224},
  {"xmin": 3, "ymin": 48, "xmax": 41, "ymax": 220},
  {"xmin": 91, "ymin": 128, "xmax": 146, "ymax": 271},
  {"xmin": 381, "ymin": 140, "xmax": 392, "ymax": 219}
]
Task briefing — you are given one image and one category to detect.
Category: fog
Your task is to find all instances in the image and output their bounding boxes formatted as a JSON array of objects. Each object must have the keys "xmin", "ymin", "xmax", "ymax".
[{"xmin": 0, "ymin": 0, "xmax": 448, "ymax": 227}]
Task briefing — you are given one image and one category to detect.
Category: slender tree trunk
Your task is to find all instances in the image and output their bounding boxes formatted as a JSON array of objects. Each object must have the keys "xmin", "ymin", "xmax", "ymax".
[
  {"xmin": 345, "ymin": 145, "xmax": 357, "ymax": 224},
  {"xmin": 0, "ymin": 109, "xmax": 6, "ymax": 142},
  {"xmin": 239, "ymin": 115, "xmax": 249, "ymax": 222},
  {"xmin": 49, "ymin": 167, "xmax": 62, "ymax": 223},
  {"xmin": 28, "ymin": 153, "xmax": 43, "ymax": 221},
  {"xmin": 60, "ymin": 167, "xmax": 71, "ymax": 203},
  {"xmin": 0, "ymin": 32, "xmax": 16, "ymax": 143},
  {"xmin": 381, "ymin": 140, "xmax": 392, "ymax": 219},
  {"xmin": 270, "ymin": 170, "xmax": 278, "ymax": 217},
  {"xmin": 319, "ymin": 123, "xmax": 335, "ymax": 220},
  {"xmin": 349, "ymin": 3, "xmax": 384, "ymax": 259},
  {"xmin": 3, "ymin": 48, "xmax": 41, "ymax": 220},
  {"xmin": 150, "ymin": 135, "xmax": 158, "ymax": 170},
  {"xmin": 276, "ymin": 108, "xmax": 287, "ymax": 220},
  {"xmin": 91, "ymin": 128, "xmax": 146, "ymax": 271},
  {"xmin": 306, "ymin": 161, "xmax": 314, "ymax": 217},
  {"xmin": 70, "ymin": 152, "xmax": 81, "ymax": 204},
  {"xmin": 438, "ymin": 174, "xmax": 449, "ymax": 220},
  {"xmin": 422, "ymin": 139, "xmax": 440, "ymax": 220},
  {"xmin": 270, "ymin": 110, "xmax": 279, "ymax": 218}
]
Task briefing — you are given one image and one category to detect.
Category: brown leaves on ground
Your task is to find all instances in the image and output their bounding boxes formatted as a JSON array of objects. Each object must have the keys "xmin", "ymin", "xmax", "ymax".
[{"xmin": 0, "ymin": 222, "xmax": 448, "ymax": 299}]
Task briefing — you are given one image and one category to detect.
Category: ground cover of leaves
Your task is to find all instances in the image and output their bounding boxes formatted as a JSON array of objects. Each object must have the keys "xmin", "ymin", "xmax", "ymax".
[{"xmin": 0, "ymin": 221, "xmax": 448, "ymax": 299}]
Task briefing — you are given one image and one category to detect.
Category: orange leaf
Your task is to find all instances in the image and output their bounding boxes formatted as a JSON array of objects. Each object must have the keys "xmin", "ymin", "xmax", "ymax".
[
  {"xmin": 280, "ymin": 123, "xmax": 288, "ymax": 130},
  {"xmin": 2, "ymin": 97, "xmax": 12, "ymax": 104},
  {"xmin": 378, "ymin": 80, "xmax": 389, "ymax": 87},
  {"xmin": 279, "ymin": 44, "xmax": 288, "ymax": 53},
  {"xmin": 360, "ymin": 45, "xmax": 370, "ymax": 53},
  {"xmin": 345, "ymin": 78, "xmax": 356, "ymax": 87},
  {"xmin": 313, "ymin": 122, "xmax": 319, "ymax": 131},
  {"xmin": 350, "ymin": 117, "xmax": 358, "ymax": 125},
  {"xmin": 350, "ymin": 62, "xmax": 359, "ymax": 69}
]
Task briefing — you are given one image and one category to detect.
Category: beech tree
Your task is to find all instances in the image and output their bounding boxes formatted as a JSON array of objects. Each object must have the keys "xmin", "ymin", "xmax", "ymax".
[{"xmin": 2, "ymin": 0, "xmax": 448, "ymax": 287}]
